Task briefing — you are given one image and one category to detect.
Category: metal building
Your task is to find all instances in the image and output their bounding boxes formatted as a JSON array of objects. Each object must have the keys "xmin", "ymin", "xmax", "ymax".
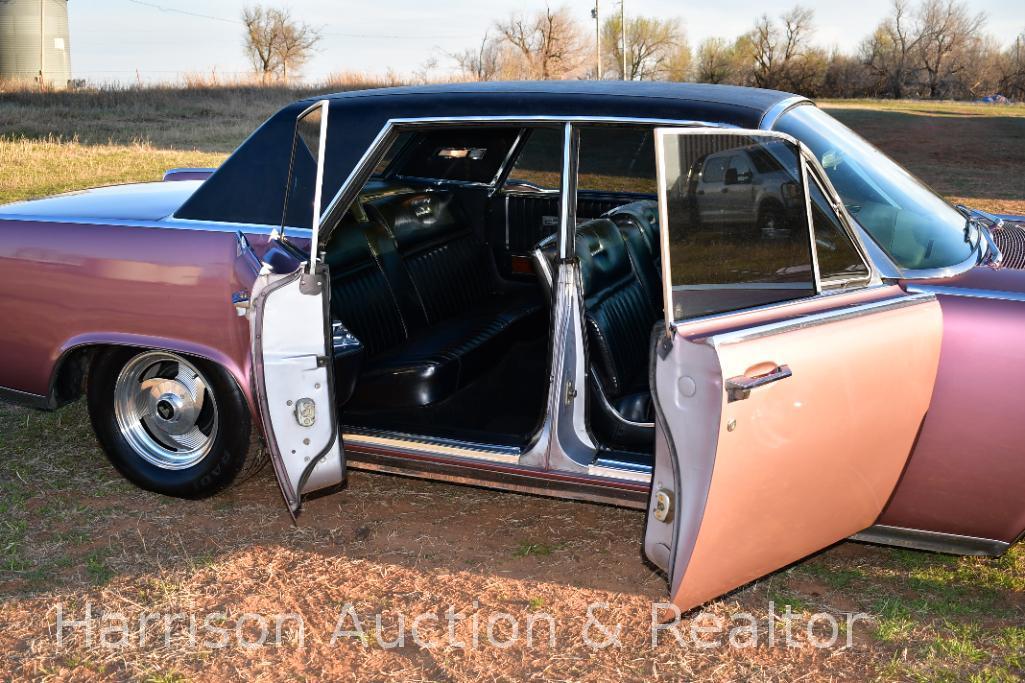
[{"xmin": 0, "ymin": 0, "xmax": 71, "ymax": 88}]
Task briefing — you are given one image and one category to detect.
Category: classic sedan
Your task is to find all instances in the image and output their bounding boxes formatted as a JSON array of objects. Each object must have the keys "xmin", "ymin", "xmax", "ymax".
[{"xmin": 1, "ymin": 82, "xmax": 1023, "ymax": 614}]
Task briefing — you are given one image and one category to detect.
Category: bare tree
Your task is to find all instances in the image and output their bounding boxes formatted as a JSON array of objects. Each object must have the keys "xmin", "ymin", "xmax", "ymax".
[
  {"xmin": 748, "ymin": 14, "xmax": 780, "ymax": 88},
  {"xmin": 242, "ymin": 6, "xmax": 279, "ymax": 82},
  {"xmin": 743, "ymin": 6, "xmax": 817, "ymax": 91},
  {"xmin": 694, "ymin": 37, "xmax": 740, "ymax": 84},
  {"xmin": 451, "ymin": 32, "xmax": 505, "ymax": 81},
  {"xmin": 997, "ymin": 31, "xmax": 1025, "ymax": 99},
  {"xmin": 916, "ymin": 0, "xmax": 986, "ymax": 97},
  {"xmin": 601, "ymin": 15, "xmax": 688, "ymax": 80},
  {"xmin": 860, "ymin": 0, "xmax": 926, "ymax": 98},
  {"xmin": 241, "ymin": 5, "xmax": 321, "ymax": 83},
  {"xmin": 495, "ymin": 6, "xmax": 589, "ymax": 80},
  {"xmin": 823, "ymin": 50, "xmax": 874, "ymax": 98}
]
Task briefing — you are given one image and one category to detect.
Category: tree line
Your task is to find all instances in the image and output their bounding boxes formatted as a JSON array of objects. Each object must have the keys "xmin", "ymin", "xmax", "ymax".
[
  {"xmin": 450, "ymin": 0, "xmax": 1025, "ymax": 100},
  {"xmin": 239, "ymin": 1, "xmax": 1024, "ymax": 100}
]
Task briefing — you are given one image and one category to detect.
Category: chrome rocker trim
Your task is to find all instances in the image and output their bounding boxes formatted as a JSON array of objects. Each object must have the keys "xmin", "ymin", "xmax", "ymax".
[{"xmin": 851, "ymin": 524, "xmax": 1010, "ymax": 557}]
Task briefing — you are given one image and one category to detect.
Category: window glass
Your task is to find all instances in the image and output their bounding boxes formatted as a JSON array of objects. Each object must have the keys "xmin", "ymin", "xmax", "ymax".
[
  {"xmin": 578, "ymin": 126, "xmax": 656, "ymax": 194},
  {"xmin": 701, "ymin": 156, "xmax": 727, "ymax": 184},
  {"xmin": 728, "ymin": 154, "xmax": 754, "ymax": 184},
  {"xmin": 808, "ymin": 179, "xmax": 871, "ymax": 284},
  {"xmin": 281, "ymin": 103, "xmax": 327, "ymax": 229},
  {"xmin": 372, "ymin": 131, "xmax": 413, "ymax": 176},
  {"xmin": 659, "ymin": 132, "xmax": 816, "ymax": 321},
  {"xmin": 390, "ymin": 127, "xmax": 520, "ymax": 183},
  {"xmin": 775, "ymin": 105, "xmax": 981, "ymax": 271},
  {"xmin": 504, "ymin": 127, "xmax": 564, "ymax": 190}
]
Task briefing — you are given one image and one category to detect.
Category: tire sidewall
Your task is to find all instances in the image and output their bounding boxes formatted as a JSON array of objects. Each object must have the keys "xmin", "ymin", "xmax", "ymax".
[{"xmin": 87, "ymin": 347, "xmax": 252, "ymax": 499}]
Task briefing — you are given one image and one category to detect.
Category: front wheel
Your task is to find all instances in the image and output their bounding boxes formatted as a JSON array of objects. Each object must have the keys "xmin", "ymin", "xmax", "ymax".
[{"xmin": 87, "ymin": 348, "xmax": 264, "ymax": 498}]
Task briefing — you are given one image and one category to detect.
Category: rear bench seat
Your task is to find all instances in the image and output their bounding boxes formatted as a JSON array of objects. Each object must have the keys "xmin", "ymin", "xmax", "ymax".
[{"xmin": 325, "ymin": 190, "xmax": 541, "ymax": 411}]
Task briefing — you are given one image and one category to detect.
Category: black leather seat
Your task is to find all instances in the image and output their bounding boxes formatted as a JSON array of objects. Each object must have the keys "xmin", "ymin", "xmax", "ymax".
[
  {"xmin": 575, "ymin": 218, "xmax": 658, "ymax": 451},
  {"xmin": 605, "ymin": 200, "xmax": 662, "ymax": 314},
  {"xmin": 326, "ymin": 190, "xmax": 541, "ymax": 411}
]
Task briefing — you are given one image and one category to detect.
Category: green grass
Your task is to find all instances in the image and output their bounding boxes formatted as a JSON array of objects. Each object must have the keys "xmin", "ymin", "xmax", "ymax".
[{"xmin": 513, "ymin": 541, "xmax": 559, "ymax": 558}]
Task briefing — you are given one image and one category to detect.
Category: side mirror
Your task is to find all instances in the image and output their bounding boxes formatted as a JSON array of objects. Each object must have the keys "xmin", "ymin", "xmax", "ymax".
[{"xmin": 724, "ymin": 168, "xmax": 739, "ymax": 185}]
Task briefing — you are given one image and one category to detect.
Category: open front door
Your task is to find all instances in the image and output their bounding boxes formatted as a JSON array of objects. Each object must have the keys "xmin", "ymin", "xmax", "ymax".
[
  {"xmin": 644, "ymin": 128, "xmax": 944, "ymax": 612},
  {"xmin": 251, "ymin": 100, "xmax": 344, "ymax": 516}
]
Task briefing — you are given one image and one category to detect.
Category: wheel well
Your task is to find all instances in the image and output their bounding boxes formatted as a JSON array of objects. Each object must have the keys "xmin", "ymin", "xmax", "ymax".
[
  {"xmin": 53, "ymin": 344, "xmax": 253, "ymax": 418},
  {"xmin": 50, "ymin": 345, "xmax": 222, "ymax": 408},
  {"xmin": 49, "ymin": 346, "xmax": 98, "ymax": 408}
]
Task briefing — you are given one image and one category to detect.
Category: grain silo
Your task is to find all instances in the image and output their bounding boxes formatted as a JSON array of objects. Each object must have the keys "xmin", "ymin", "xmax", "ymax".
[{"xmin": 0, "ymin": 0, "xmax": 71, "ymax": 89}]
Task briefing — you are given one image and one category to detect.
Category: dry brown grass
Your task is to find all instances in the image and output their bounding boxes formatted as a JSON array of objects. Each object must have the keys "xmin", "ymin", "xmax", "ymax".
[
  {"xmin": 823, "ymin": 103, "xmax": 1025, "ymax": 216},
  {"xmin": 0, "ymin": 91, "xmax": 1023, "ymax": 681}
]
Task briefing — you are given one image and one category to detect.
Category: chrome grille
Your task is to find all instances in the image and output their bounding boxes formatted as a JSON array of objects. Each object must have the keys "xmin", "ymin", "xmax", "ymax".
[{"xmin": 992, "ymin": 223, "xmax": 1025, "ymax": 270}]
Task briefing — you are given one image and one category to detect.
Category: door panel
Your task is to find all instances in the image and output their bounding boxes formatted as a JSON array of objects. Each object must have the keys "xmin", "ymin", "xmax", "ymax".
[
  {"xmin": 646, "ymin": 121, "xmax": 944, "ymax": 612},
  {"xmin": 646, "ymin": 289, "xmax": 942, "ymax": 612},
  {"xmin": 251, "ymin": 266, "xmax": 344, "ymax": 516}
]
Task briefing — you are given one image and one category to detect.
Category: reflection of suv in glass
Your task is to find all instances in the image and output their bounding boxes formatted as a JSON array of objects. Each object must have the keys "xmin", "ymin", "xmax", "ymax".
[{"xmin": 670, "ymin": 145, "xmax": 803, "ymax": 235}]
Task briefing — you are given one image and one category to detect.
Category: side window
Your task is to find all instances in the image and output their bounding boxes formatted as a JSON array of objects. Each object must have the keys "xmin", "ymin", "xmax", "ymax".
[
  {"xmin": 372, "ymin": 131, "xmax": 413, "ymax": 176},
  {"xmin": 809, "ymin": 179, "xmax": 871, "ymax": 285},
  {"xmin": 504, "ymin": 127, "xmax": 563, "ymax": 191},
  {"xmin": 578, "ymin": 126, "xmax": 656, "ymax": 194},
  {"xmin": 728, "ymin": 154, "xmax": 754, "ymax": 184},
  {"xmin": 701, "ymin": 156, "xmax": 727, "ymax": 184},
  {"xmin": 657, "ymin": 131, "xmax": 816, "ymax": 321}
]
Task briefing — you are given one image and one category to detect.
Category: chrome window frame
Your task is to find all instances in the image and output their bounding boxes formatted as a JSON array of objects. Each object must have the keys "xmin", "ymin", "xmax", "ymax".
[
  {"xmin": 802, "ymin": 161, "xmax": 874, "ymax": 290},
  {"xmin": 318, "ymin": 115, "xmax": 724, "ymax": 247},
  {"xmin": 652, "ymin": 127, "xmax": 878, "ymax": 334}
]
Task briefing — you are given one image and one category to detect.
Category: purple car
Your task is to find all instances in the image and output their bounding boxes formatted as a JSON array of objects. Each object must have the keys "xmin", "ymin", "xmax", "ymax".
[{"xmin": 1, "ymin": 82, "xmax": 1023, "ymax": 613}]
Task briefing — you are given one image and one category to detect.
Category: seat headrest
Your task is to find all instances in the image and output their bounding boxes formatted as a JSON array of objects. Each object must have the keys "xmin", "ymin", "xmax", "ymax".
[
  {"xmin": 366, "ymin": 191, "xmax": 463, "ymax": 251},
  {"xmin": 575, "ymin": 219, "xmax": 632, "ymax": 298},
  {"xmin": 606, "ymin": 200, "xmax": 658, "ymax": 234}
]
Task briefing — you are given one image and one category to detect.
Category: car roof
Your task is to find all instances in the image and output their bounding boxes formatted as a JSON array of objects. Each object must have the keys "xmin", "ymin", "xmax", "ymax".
[
  {"xmin": 176, "ymin": 82, "xmax": 806, "ymax": 228},
  {"xmin": 318, "ymin": 81, "xmax": 793, "ymax": 109}
]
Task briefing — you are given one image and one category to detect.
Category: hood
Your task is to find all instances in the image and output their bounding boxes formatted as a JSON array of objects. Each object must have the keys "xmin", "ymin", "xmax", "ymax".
[{"xmin": 0, "ymin": 180, "xmax": 205, "ymax": 223}]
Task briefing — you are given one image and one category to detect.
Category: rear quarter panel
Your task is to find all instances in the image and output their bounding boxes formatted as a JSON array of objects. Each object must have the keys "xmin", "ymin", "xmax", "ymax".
[{"xmin": 0, "ymin": 218, "xmax": 265, "ymax": 414}]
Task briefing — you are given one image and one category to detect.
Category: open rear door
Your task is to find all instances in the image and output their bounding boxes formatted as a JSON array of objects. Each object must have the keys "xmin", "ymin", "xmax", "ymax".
[
  {"xmin": 251, "ymin": 100, "xmax": 344, "ymax": 517},
  {"xmin": 644, "ymin": 128, "xmax": 944, "ymax": 612}
]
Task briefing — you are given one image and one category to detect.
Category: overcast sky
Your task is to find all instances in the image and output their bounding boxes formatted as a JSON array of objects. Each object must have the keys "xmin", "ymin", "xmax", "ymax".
[{"xmin": 70, "ymin": 0, "xmax": 1024, "ymax": 83}]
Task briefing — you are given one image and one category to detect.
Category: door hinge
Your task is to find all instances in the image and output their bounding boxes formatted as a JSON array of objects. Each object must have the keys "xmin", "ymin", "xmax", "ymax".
[
  {"xmin": 564, "ymin": 379, "xmax": 578, "ymax": 405},
  {"xmin": 299, "ymin": 271, "xmax": 324, "ymax": 296}
]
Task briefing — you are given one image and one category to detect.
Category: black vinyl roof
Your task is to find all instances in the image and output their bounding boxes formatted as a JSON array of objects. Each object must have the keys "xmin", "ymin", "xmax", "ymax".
[{"xmin": 175, "ymin": 82, "xmax": 802, "ymax": 227}]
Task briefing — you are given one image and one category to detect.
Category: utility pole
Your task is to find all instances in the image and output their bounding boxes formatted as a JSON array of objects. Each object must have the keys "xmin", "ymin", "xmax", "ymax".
[
  {"xmin": 591, "ymin": 1, "xmax": 602, "ymax": 80},
  {"xmin": 39, "ymin": 0, "xmax": 44, "ymax": 90},
  {"xmin": 620, "ymin": 0, "xmax": 627, "ymax": 80}
]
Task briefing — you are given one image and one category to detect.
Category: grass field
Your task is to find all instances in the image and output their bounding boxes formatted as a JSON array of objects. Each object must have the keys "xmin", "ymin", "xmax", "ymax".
[{"xmin": 0, "ymin": 89, "xmax": 1023, "ymax": 682}]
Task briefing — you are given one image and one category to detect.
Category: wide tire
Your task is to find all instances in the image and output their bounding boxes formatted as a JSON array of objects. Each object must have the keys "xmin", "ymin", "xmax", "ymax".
[{"xmin": 87, "ymin": 348, "xmax": 264, "ymax": 499}]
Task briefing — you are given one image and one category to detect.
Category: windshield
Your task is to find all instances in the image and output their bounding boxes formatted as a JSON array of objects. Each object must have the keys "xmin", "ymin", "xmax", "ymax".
[{"xmin": 775, "ymin": 105, "xmax": 980, "ymax": 271}]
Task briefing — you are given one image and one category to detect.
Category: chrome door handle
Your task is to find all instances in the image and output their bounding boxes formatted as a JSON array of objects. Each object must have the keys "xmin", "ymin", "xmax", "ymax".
[{"xmin": 725, "ymin": 365, "xmax": 792, "ymax": 402}]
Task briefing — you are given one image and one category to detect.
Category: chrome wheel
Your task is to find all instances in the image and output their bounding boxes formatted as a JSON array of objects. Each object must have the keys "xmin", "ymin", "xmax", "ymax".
[{"xmin": 112, "ymin": 351, "xmax": 219, "ymax": 470}]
